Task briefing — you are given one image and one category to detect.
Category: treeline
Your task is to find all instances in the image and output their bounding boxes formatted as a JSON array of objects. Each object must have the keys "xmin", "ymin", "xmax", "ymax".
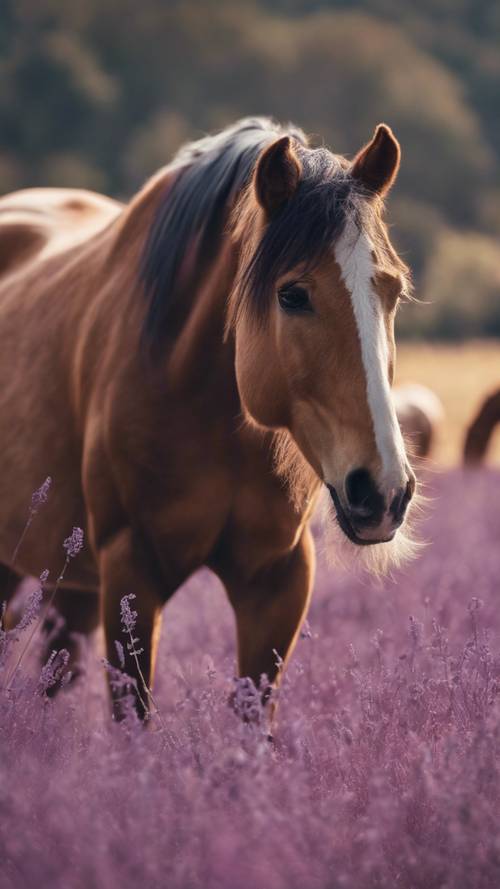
[{"xmin": 0, "ymin": 0, "xmax": 498, "ymax": 338}]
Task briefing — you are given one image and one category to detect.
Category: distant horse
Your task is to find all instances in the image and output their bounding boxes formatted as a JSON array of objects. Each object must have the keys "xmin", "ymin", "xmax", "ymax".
[
  {"xmin": 0, "ymin": 117, "xmax": 416, "ymax": 718},
  {"xmin": 463, "ymin": 388, "xmax": 500, "ymax": 465},
  {"xmin": 393, "ymin": 383, "xmax": 444, "ymax": 459}
]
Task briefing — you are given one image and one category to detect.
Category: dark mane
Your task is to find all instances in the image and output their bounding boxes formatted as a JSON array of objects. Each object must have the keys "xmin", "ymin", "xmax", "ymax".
[{"xmin": 140, "ymin": 117, "xmax": 306, "ymax": 347}]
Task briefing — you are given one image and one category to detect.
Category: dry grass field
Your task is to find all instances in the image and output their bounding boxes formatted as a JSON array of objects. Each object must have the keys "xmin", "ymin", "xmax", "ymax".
[{"xmin": 396, "ymin": 340, "xmax": 500, "ymax": 466}]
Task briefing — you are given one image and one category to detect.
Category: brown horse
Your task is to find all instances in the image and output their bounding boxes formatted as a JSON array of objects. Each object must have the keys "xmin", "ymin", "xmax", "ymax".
[
  {"xmin": 0, "ymin": 117, "xmax": 416, "ymax": 717},
  {"xmin": 464, "ymin": 388, "xmax": 500, "ymax": 465},
  {"xmin": 393, "ymin": 383, "xmax": 444, "ymax": 460}
]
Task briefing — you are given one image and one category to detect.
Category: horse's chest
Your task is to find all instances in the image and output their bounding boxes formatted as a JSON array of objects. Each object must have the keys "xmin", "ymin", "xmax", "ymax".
[{"xmin": 148, "ymin": 467, "xmax": 233, "ymax": 577}]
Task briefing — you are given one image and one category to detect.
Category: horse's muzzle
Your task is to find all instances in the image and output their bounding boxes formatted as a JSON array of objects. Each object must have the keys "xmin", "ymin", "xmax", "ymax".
[
  {"xmin": 328, "ymin": 485, "xmax": 393, "ymax": 545},
  {"xmin": 327, "ymin": 469, "xmax": 414, "ymax": 546}
]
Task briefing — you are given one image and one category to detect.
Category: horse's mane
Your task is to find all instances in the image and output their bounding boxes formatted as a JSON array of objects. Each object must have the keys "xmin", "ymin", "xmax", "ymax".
[
  {"xmin": 139, "ymin": 116, "xmax": 406, "ymax": 349},
  {"xmin": 140, "ymin": 117, "xmax": 306, "ymax": 347}
]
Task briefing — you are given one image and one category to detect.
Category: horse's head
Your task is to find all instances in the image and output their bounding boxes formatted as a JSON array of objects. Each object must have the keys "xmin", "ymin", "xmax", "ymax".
[{"xmin": 230, "ymin": 124, "xmax": 416, "ymax": 556}]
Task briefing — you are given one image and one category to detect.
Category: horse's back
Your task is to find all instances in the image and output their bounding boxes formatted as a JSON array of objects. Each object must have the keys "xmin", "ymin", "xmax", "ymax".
[
  {"xmin": 393, "ymin": 383, "xmax": 444, "ymax": 459},
  {"xmin": 0, "ymin": 187, "xmax": 123, "ymax": 279},
  {"xmin": 0, "ymin": 188, "xmax": 123, "ymax": 586}
]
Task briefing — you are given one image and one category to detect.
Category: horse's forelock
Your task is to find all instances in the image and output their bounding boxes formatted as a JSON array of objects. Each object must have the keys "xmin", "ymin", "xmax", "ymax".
[{"xmin": 228, "ymin": 148, "xmax": 368, "ymax": 330}]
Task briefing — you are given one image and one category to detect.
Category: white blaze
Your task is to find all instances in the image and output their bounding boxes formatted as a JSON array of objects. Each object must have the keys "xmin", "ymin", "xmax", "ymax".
[{"xmin": 335, "ymin": 221, "xmax": 407, "ymax": 486}]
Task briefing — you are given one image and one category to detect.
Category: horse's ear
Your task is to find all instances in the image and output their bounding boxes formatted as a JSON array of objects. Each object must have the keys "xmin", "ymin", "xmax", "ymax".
[
  {"xmin": 254, "ymin": 136, "xmax": 302, "ymax": 217},
  {"xmin": 351, "ymin": 124, "xmax": 400, "ymax": 197}
]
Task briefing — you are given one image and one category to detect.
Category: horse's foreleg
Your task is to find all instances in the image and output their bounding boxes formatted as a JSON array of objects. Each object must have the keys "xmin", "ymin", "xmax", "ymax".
[
  {"xmin": 99, "ymin": 528, "xmax": 163, "ymax": 721},
  {"xmin": 0, "ymin": 563, "xmax": 24, "ymax": 627},
  {"xmin": 224, "ymin": 527, "xmax": 315, "ymax": 716}
]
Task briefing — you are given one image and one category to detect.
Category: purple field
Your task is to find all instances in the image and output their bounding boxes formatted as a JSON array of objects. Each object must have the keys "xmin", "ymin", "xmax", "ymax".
[{"xmin": 1, "ymin": 469, "xmax": 500, "ymax": 889}]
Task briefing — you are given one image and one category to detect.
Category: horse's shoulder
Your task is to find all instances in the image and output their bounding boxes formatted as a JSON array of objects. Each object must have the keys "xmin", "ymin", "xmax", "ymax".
[
  {"xmin": 0, "ymin": 216, "xmax": 47, "ymax": 277},
  {"xmin": 0, "ymin": 188, "xmax": 123, "ymax": 276}
]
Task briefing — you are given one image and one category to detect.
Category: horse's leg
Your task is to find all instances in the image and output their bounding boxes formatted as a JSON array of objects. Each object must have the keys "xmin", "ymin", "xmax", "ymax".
[
  {"xmin": 0, "ymin": 563, "xmax": 25, "ymax": 628},
  {"xmin": 223, "ymin": 527, "xmax": 315, "ymax": 717},
  {"xmin": 464, "ymin": 389, "xmax": 500, "ymax": 465},
  {"xmin": 99, "ymin": 528, "xmax": 164, "ymax": 721},
  {"xmin": 41, "ymin": 588, "xmax": 99, "ymax": 695}
]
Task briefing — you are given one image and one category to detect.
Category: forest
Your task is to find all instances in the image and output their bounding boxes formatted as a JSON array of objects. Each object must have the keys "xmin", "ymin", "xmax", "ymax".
[{"xmin": 1, "ymin": 0, "xmax": 498, "ymax": 337}]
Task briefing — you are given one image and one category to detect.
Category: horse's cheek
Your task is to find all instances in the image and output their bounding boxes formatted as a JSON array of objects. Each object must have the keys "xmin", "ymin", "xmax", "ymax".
[{"xmin": 234, "ymin": 328, "xmax": 290, "ymax": 430}]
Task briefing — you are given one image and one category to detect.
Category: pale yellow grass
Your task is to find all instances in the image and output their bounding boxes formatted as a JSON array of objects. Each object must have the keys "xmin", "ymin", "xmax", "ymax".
[{"xmin": 396, "ymin": 340, "xmax": 500, "ymax": 466}]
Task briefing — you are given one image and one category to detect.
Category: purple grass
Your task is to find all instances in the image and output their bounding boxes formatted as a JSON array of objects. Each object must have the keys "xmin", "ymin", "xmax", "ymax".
[{"xmin": 1, "ymin": 469, "xmax": 500, "ymax": 889}]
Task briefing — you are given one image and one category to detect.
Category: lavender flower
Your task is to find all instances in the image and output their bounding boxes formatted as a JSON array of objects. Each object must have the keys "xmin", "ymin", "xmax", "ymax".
[
  {"xmin": 273, "ymin": 648, "xmax": 284, "ymax": 672},
  {"xmin": 2, "ymin": 570, "xmax": 50, "ymax": 679},
  {"xmin": 102, "ymin": 658, "xmax": 139, "ymax": 724},
  {"xmin": 15, "ymin": 573, "xmax": 47, "ymax": 633},
  {"xmin": 30, "ymin": 477, "xmax": 52, "ymax": 513},
  {"xmin": 120, "ymin": 595, "xmax": 144, "ymax": 658},
  {"xmin": 1, "ymin": 469, "xmax": 500, "ymax": 889},
  {"xmin": 120, "ymin": 594, "xmax": 137, "ymax": 635},
  {"xmin": 38, "ymin": 648, "xmax": 71, "ymax": 694},
  {"xmin": 0, "ymin": 602, "xmax": 8, "ymax": 666},
  {"xmin": 63, "ymin": 527, "xmax": 84, "ymax": 559},
  {"xmin": 231, "ymin": 676, "xmax": 262, "ymax": 725},
  {"xmin": 11, "ymin": 479, "xmax": 52, "ymax": 566}
]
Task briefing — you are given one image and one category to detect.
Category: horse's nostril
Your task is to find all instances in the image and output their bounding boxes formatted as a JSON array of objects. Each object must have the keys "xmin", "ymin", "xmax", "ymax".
[
  {"xmin": 345, "ymin": 468, "xmax": 385, "ymax": 523},
  {"xmin": 390, "ymin": 481, "xmax": 413, "ymax": 524},
  {"xmin": 345, "ymin": 468, "xmax": 372, "ymax": 509}
]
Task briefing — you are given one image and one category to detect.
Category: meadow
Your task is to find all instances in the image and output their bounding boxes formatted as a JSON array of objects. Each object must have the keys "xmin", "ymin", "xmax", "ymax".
[
  {"xmin": 396, "ymin": 340, "xmax": 500, "ymax": 465},
  {"xmin": 1, "ymin": 462, "xmax": 500, "ymax": 889},
  {"xmin": 2, "ymin": 4, "xmax": 499, "ymax": 885}
]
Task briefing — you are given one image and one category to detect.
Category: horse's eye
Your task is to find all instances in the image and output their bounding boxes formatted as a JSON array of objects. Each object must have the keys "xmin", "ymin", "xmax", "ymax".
[{"xmin": 277, "ymin": 285, "xmax": 312, "ymax": 314}]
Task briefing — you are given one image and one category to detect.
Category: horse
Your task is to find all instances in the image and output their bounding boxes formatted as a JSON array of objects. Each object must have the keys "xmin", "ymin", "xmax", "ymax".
[
  {"xmin": 393, "ymin": 383, "xmax": 444, "ymax": 460},
  {"xmin": 0, "ymin": 116, "xmax": 416, "ymax": 719},
  {"xmin": 463, "ymin": 388, "xmax": 500, "ymax": 465}
]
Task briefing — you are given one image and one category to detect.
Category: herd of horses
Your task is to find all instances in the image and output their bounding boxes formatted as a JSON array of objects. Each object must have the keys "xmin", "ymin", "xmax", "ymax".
[
  {"xmin": 0, "ymin": 116, "xmax": 497, "ymax": 722},
  {"xmin": 394, "ymin": 383, "xmax": 500, "ymax": 464}
]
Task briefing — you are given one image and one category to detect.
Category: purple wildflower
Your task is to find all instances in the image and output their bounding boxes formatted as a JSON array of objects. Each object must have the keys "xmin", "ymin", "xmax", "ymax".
[
  {"xmin": 102, "ymin": 658, "xmax": 140, "ymax": 724},
  {"xmin": 30, "ymin": 476, "xmax": 52, "ymax": 513},
  {"xmin": 15, "ymin": 573, "xmax": 47, "ymax": 633},
  {"xmin": 63, "ymin": 527, "xmax": 84, "ymax": 559},
  {"xmin": 120, "ymin": 594, "xmax": 137, "ymax": 635},
  {"xmin": 120, "ymin": 595, "xmax": 144, "ymax": 658},
  {"xmin": 38, "ymin": 648, "xmax": 71, "ymax": 695},
  {"xmin": 0, "ymin": 602, "xmax": 8, "ymax": 665},
  {"xmin": 232, "ymin": 676, "xmax": 262, "ymax": 725},
  {"xmin": 273, "ymin": 648, "xmax": 284, "ymax": 672},
  {"xmin": 409, "ymin": 614, "xmax": 424, "ymax": 646},
  {"xmin": 2, "ymin": 469, "xmax": 500, "ymax": 888},
  {"xmin": 11, "ymin": 480, "xmax": 52, "ymax": 566}
]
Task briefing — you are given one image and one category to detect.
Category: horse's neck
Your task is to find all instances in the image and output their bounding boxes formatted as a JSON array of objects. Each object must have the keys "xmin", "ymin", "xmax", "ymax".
[
  {"xmin": 91, "ymin": 181, "xmax": 320, "ymax": 518},
  {"xmin": 165, "ymin": 235, "xmax": 239, "ymax": 396},
  {"xmin": 86, "ymin": 169, "xmax": 235, "ymax": 384}
]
